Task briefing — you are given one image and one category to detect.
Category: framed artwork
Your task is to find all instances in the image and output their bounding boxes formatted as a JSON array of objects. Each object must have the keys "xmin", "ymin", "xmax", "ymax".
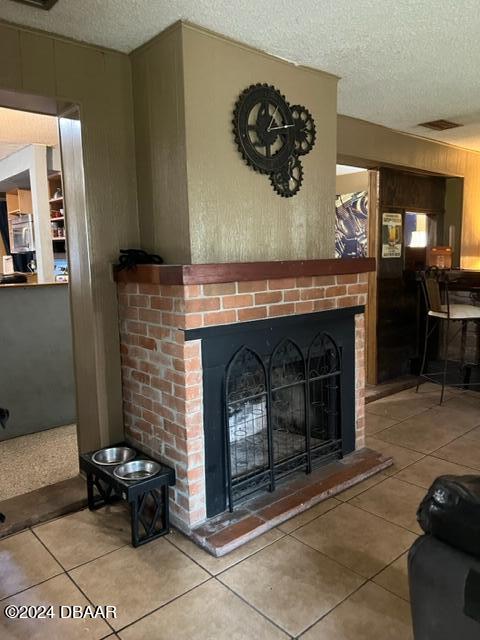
[{"xmin": 382, "ymin": 212, "xmax": 402, "ymax": 258}]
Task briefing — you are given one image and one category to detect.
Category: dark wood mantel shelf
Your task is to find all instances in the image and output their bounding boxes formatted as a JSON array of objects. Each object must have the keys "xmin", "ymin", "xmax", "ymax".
[{"xmin": 115, "ymin": 257, "xmax": 376, "ymax": 286}]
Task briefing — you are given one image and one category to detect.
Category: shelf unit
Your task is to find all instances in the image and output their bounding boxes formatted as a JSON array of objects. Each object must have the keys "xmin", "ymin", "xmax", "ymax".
[
  {"xmin": 6, "ymin": 188, "xmax": 33, "ymax": 251},
  {"xmin": 48, "ymin": 173, "xmax": 66, "ymax": 249}
]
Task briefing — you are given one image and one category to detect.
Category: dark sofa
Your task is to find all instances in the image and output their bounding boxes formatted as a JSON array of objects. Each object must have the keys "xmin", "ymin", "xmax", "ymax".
[{"xmin": 409, "ymin": 534, "xmax": 480, "ymax": 639}]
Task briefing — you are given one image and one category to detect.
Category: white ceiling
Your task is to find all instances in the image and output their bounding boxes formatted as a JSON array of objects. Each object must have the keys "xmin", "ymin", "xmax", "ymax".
[
  {"xmin": 336, "ymin": 165, "xmax": 367, "ymax": 176},
  {"xmin": 0, "ymin": 106, "xmax": 58, "ymax": 147},
  {"xmin": 2, "ymin": 0, "xmax": 480, "ymax": 150},
  {"xmin": 0, "ymin": 142, "xmax": 25, "ymax": 161}
]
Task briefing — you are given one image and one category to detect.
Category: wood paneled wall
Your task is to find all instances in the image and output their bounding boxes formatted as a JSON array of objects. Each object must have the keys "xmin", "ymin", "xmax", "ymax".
[
  {"xmin": 380, "ymin": 168, "xmax": 446, "ymax": 212},
  {"xmin": 0, "ymin": 22, "xmax": 139, "ymax": 451}
]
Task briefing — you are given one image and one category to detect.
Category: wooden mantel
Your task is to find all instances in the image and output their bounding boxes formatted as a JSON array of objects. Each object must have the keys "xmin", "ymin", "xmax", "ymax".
[{"xmin": 114, "ymin": 258, "xmax": 376, "ymax": 286}]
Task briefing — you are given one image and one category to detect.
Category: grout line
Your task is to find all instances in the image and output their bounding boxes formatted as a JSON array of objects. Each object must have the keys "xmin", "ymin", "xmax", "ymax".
[
  {"xmin": 341, "ymin": 494, "xmax": 421, "ymax": 537},
  {"xmin": 0, "ymin": 569, "xmax": 65, "ymax": 603},
  {"xmin": 112, "ymin": 575, "xmax": 212, "ymax": 635},
  {"xmin": 30, "ymin": 527, "xmax": 117, "ymax": 635},
  {"xmin": 215, "ymin": 575, "xmax": 296, "ymax": 639},
  {"xmin": 64, "ymin": 571, "xmax": 116, "ymax": 635},
  {"xmin": 166, "ymin": 527, "xmax": 287, "ymax": 578},
  {"xmin": 294, "ymin": 576, "xmax": 367, "ymax": 638},
  {"xmin": 65, "ymin": 543, "xmax": 130, "ymax": 572},
  {"xmin": 30, "ymin": 520, "xmax": 131, "ymax": 572}
]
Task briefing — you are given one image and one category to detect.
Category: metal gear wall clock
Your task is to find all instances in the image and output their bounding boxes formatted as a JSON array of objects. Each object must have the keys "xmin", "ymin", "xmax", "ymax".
[{"xmin": 232, "ymin": 83, "xmax": 316, "ymax": 198}]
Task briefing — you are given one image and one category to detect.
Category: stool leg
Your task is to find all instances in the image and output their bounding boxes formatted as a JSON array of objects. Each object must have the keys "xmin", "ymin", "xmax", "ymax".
[
  {"xmin": 416, "ymin": 315, "xmax": 430, "ymax": 393},
  {"xmin": 460, "ymin": 320, "xmax": 469, "ymax": 389},
  {"xmin": 440, "ymin": 318, "xmax": 449, "ymax": 405}
]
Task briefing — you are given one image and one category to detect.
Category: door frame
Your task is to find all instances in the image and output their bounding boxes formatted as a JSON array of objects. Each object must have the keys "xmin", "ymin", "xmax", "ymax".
[{"xmin": 0, "ymin": 89, "xmax": 121, "ymax": 453}]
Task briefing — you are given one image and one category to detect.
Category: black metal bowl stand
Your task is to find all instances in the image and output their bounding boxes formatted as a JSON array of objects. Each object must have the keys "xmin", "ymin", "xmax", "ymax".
[{"xmin": 79, "ymin": 443, "xmax": 175, "ymax": 547}]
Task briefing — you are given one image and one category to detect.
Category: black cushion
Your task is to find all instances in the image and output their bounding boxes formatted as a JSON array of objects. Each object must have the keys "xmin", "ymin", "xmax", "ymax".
[{"xmin": 417, "ymin": 475, "xmax": 480, "ymax": 558}]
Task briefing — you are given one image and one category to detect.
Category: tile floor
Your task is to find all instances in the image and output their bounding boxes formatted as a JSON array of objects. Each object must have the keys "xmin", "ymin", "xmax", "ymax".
[{"xmin": 1, "ymin": 383, "xmax": 479, "ymax": 639}]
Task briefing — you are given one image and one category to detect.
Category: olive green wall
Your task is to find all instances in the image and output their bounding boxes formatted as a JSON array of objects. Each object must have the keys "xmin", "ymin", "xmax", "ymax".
[
  {"xmin": 130, "ymin": 23, "xmax": 190, "ymax": 263},
  {"xmin": 336, "ymin": 171, "xmax": 368, "ymax": 194},
  {"xmin": 131, "ymin": 22, "xmax": 338, "ymax": 263},
  {"xmin": 0, "ymin": 21, "xmax": 139, "ymax": 450},
  {"xmin": 182, "ymin": 24, "xmax": 338, "ymax": 262},
  {"xmin": 337, "ymin": 115, "xmax": 480, "ymax": 269}
]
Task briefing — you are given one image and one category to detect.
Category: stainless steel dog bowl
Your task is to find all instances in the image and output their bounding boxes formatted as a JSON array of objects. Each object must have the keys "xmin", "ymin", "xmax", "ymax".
[
  {"xmin": 113, "ymin": 459, "xmax": 160, "ymax": 481},
  {"xmin": 92, "ymin": 446, "xmax": 136, "ymax": 466}
]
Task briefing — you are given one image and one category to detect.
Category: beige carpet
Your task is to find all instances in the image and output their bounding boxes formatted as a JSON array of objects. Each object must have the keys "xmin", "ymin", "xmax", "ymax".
[{"xmin": 0, "ymin": 425, "xmax": 79, "ymax": 501}]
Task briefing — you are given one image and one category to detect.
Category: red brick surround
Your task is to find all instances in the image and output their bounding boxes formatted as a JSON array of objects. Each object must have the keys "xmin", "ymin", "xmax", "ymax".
[{"xmin": 117, "ymin": 267, "xmax": 370, "ymax": 532}]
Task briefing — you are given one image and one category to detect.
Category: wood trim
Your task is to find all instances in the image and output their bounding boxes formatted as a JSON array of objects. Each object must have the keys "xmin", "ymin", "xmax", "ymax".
[
  {"xmin": 366, "ymin": 170, "xmax": 379, "ymax": 385},
  {"xmin": 115, "ymin": 257, "xmax": 376, "ymax": 286}
]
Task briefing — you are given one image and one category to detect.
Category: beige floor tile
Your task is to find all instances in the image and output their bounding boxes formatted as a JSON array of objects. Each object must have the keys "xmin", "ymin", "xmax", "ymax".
[
  {"xmin": 336, "ymin": 472, "xmax": 389, "ymax": 501},
  {"xmin": 350, "ymin": 477, "xmax": 424, "ymax": 534},
  {"xmin": 34, "ymin": 506, "xmax": 130, "ymax": 570},
  {"xmin": 462, "ymin": 425, "xmax": 480, "ymax": 443},
  {"xmin": 300, "ymin": 581, "xmax": 413, "ymax": 640},
  {"xmin": 0, "ymin": 574, "xmax": 110, "ymax": 640},
  {"xmin": 278, "ymin": 498, "xmax": 340, "ymax": 533},
  {"xmin": 436, "ymin": 396, "xmax": 480, "ymax": 428},
  {"xmin": 417, "ymin": 382, "xmax": 463, "ymax": 397},
  {"xmin": 168, "ymin": 526, "xmax": 284, "ymax": 575},
  {"xmin": 365, "ymin": 413, "xmax": 398, "ymax": 435},
  {"xmin": 292, "ymin": 502, "xmax": 415, "ymax": 578},
  {"xmin": 0, "ymin": 530, "xmax": 62, "ymax": 599},
  {"xmin": 119, "ymin": 579, "xmax": 288, "ymax": 640},
  {"xmin": 219, "ymin": 536, "xmax": 364, "ymax": 637},
  {"xmin": 69, "ymin": 538, "xmax": 208, "ymax": 630},
  {"xmin": 375, "ymin": 405, "xmax": 476, "ymax": 454},
  {"xmin": 442, "ymin": 392, "xmax": 480, "ymax": 411},
  {"xmin": 461, "ymin": 390, "xmax": 480, "ymax": 402},
  {"xmin": 395, "ymin": 455, "xmax": 474, "ymax": 488},
  {"xmin": 433, "ymin": 435, "xmax": 480, "ymax": 470},
  {"xmin": 366, "ymin": 391, "xmax": 434, "ymax": 421},
  {"xmin": 366, "ymin": 437, "xmax": 424, "ymax": 475},
  {"xmin": 373, "ymin": 551, "xmax": 411, "ymax": 601}
]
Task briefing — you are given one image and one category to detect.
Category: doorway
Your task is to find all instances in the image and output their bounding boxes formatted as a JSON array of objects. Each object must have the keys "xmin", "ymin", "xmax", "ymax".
[
  {"xmin": 0, "ymin": 105, "xmax": 79, "ymax": 504},
  {"xmin": 370, "ymin": 167, "xmax": 463, "ymax": 385},
  {"xmin": 0, "ymin": 91, "xmax": 114, "ymax": 533}
]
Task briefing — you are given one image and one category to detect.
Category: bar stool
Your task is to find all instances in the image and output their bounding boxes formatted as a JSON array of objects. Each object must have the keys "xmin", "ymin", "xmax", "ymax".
[{"xmin": 417, "ymin": 268, "xmax": 480, "ymax": 403}]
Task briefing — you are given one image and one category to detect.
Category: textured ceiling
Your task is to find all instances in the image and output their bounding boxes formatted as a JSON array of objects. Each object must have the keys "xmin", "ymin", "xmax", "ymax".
[
  {"xmin": 336, "ymin": 165, "xmax": 367, "ymax": 176},
  {"xmin": 2, "ymin": 0, "xmax": 480, "ymax": 150},
  {"xmin": 0, "ymin": 142, "xmax": 25, "ymax": 161},
  {"xmin": 0, "ymin": 107, "xmax": 58, "ymax": 146}
]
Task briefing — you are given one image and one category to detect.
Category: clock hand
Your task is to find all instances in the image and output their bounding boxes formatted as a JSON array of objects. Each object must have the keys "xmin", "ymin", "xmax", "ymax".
[
  {"xmin": 267, "ymin": 106, "xmax": 278, "ymax": 132},
  {"xmin": 269, "ymin": 124, "xmax": 295, "ymax": 130}
]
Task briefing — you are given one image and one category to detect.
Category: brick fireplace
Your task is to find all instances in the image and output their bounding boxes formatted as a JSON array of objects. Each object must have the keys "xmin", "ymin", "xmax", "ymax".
[{"xmin": 116, "ymin": 259, "xmax": 375, "ymax": 536}]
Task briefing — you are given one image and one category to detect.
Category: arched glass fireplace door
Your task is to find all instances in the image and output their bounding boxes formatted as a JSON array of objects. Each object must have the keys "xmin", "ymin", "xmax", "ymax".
[{"xmin": 224, "ymin": 332, "xmax": 342, "ymax": 510}]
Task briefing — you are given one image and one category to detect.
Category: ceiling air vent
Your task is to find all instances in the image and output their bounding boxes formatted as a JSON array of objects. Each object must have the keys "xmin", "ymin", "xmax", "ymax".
[
  {"xmin": 9, "ymin": 0, "xmax": 59, "ymax": 9},
  {"xmin": 418, "ymin": 119, "xmax": 463, "ymax": 131}
]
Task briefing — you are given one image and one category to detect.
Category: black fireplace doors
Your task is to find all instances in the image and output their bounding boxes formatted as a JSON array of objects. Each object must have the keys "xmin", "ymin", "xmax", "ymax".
[
  {"xmin": 225, "ymin": 333, "xmax": 342, "ymax": 509},
  {"xmin": 185, "ymin": 306, "xmax": 361, "ymax": 518}
]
